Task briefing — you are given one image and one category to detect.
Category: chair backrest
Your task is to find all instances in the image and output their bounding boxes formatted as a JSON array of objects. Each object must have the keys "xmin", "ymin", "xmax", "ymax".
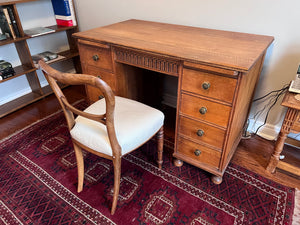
[{"xmin": 38, "ymin": 60, "xmax": 121, "ymax": 157}]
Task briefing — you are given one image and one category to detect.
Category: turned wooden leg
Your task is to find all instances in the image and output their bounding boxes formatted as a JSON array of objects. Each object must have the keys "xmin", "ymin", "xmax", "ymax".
[
  {"xmin": 266, "ymin": 108, "xmax": 297, "ymax": 173},
  {"xmin": 211, "ymin": 175, "xmax": 223, "ymax": 184},
  {"xmin": 173, "ymin": 158, "xmax": 183, "ymax": 167},
  {"xmin": 111, "ymin": 157, "xmax": 121, "ymax": 215},
  {"xmin": 266, "ymin": 131, "xmax": 288, "ymax": 173},
  {"xmin": 73, "ymin": 143, "xmax": 84, "ymax": 193},
  {"xmin": 156, "ymin": 126, "xmax": 164, "ymax": 169}
]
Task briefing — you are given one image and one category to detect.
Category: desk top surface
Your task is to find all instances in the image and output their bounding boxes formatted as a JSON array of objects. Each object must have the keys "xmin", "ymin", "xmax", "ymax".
[{"xmin": 73, "ymin": 19, "xmax": 274, "ymax": 72}]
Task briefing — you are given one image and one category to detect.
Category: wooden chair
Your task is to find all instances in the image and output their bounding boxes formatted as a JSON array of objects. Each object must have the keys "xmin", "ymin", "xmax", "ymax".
[{"xmin": 38, "ymin": 60, "xmax": 164, "ymax": 215}]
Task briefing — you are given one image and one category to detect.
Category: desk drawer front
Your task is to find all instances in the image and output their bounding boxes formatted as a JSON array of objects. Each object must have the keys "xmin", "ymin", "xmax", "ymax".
[
  {"xmin": 84, "ymin": 66, "xmax": 116, "ymax": 103},
  {"xmin": 177, "ymin": 137, "xmax": 221, "ymax": 168},
  {"xmin": 178, "ymin": 116, "xmax": 225, "ymax": 149},
  {"xmin": 78, "ymin": 43, "xmax": 113, "ymax": 72},
  {"xmin": 180, "ymin": 93, "xmax": 231, "ymax": 128},
  {"xmin": 114, "ymin": 47, "xmax": 180, "ymax": 76},
  {"xmin": 182, "ymin": 68, "xmax": 237, "ymax": 103}
]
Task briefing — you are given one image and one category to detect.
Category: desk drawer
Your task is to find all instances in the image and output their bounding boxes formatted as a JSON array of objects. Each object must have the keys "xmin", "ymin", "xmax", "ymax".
[
  {"xmin": 85, "ymin": 66, "xmax": 116, "ymax": 103},
  {"xmin": 178, "ymin": 116, "xmax": 225, "ymax": 149},
  {"xmin": 182, "ymin": 68, "xmax": 237, "ymax": 103},
  {"xmin": 78, "ymin": 41, "xmax": 113, "ymax": 72},
  {"xmin": 177, "ymin": 137, "xmax": 221, "ymax": 168},
  {"xmin": 180, "ymin": 93, "xmax": 231, "ymax": 128}
]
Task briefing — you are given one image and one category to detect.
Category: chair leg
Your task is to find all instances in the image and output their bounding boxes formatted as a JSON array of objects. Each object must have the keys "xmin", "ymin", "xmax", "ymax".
[
  {"xmin": 73, "ymin": 143, "xmax": 84, "ymax": 193},
  {"xmin": 156, "ymin": 126, "xmax": 164, "ymax": 169},
  {"xmin": 111, "ymin": 157, "xmax": 121, "ymax": 215}
]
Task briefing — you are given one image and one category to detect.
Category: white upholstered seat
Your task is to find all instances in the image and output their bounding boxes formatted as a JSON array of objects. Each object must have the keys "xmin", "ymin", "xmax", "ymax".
[{"xmin": 70, "ymin": 96, "xmax": 164, "ymax": 156}]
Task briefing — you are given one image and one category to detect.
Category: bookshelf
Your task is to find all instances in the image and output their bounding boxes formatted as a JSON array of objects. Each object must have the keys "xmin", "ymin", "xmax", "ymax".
[{"xmin": 0, "ymin": 0, "xmax": 81, "ymax": 118}]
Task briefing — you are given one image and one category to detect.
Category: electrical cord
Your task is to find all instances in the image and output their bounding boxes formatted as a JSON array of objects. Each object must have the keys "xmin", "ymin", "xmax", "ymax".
[
  {"xmin": 254, "ymin": 85, "xmax": 289, "ymax": 134},
  {"xmin": 253, "ymin": 84, "xmax": 289, "ymax": 102}
]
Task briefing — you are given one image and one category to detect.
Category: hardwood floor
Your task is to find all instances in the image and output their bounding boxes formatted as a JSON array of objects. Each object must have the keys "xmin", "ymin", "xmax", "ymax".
[{"xmin": 0, "ymin": 85, "xmax": 299, "ymax": 189}]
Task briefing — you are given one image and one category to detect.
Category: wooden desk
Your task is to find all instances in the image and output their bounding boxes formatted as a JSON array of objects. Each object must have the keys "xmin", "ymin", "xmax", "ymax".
[
  {"xmin": 73, "ymin": 19, "xmax": 273, "ymax": 184},
  {"xmin": 266, "ymin": 91, "xmax": 300, "ymax": 175}
]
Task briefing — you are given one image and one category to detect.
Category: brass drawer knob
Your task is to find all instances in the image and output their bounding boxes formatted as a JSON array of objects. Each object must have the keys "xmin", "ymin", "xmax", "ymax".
[
  {"xmin": 197, "ymin": 129, "xmax": 204, "ymax": 137},
  {"xmin": 202, "ymin": 82, "xmax": 210, "ymax": 90},
  {"xmin": 199, "ymin": 107, "xmax": 207, "ymax": 115},
  {"xmin": 194, "ymin": 149, "xmax": 202, "ymax": 156},
  {"xmin": 93, "ymin": 54, "xmax": 99, "ymax": 61}
]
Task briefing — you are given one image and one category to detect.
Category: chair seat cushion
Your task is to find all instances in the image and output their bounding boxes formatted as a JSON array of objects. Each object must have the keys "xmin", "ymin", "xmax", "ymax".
[{"xmin": 70, "ymin": 96, "xmax": 164, "ymax": 156}]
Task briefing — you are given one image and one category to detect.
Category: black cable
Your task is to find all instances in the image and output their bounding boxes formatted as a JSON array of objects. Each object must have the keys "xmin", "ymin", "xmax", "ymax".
[
  {"xmin": 254, "ymin": 87, "xmax": 288, "ymax": 134},
  {"xmin": 253, "ymin": 84, "xmax": 289, "ymax": 102}
]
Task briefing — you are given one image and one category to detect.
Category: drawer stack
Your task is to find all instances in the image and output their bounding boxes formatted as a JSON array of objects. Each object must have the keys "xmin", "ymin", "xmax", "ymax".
[
  {"xmin": 174, "ymin": 66, "xmax": 238, "ymax": 175},
  {"xmin": 77, "ymin": 39, "xmax": 116, "ymax": 103}
]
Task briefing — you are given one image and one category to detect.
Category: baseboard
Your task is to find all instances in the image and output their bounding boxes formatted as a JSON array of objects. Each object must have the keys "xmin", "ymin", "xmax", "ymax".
[
  {"xmin": 0, "ymin": 67, "xmax": 75, "ymax": 106},
  {"xmin": 0, "ymin": 80, "xmax": 49, "ymax": 106},
  {"xmin": 247, "ymin": 119, "xmax": 281, "ymax": 141},
  {"xmin": 162, "ymin": 93, "xmax": 177, "ymax": 108}
]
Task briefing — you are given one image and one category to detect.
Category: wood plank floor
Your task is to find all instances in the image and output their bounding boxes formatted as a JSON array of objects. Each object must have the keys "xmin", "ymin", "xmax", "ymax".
[{"xmin": 1, "ymin": 85, "xmax": 299, "ymax": 189}]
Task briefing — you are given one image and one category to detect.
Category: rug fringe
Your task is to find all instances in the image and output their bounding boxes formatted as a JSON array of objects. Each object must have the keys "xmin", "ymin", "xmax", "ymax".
[{"xmin": 293, "ymin": 188, "xmax": 300, "ymax": 225}]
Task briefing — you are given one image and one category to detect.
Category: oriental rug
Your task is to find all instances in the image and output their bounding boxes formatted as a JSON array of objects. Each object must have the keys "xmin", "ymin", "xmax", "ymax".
[{"xmin": 0, "ymin": 101, "xmax": 298, "ymax": 225}]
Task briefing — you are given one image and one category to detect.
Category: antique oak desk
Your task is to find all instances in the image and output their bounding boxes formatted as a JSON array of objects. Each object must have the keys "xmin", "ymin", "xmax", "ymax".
[{"xmin": 73, "ymin": 19, "xmax": 273, "ymax": 184}]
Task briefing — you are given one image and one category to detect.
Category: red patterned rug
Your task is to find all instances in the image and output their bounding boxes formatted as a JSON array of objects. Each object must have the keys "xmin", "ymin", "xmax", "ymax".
[{"xmin": 0, "ymin": 101, "xmax": 298, "ymax": 225}]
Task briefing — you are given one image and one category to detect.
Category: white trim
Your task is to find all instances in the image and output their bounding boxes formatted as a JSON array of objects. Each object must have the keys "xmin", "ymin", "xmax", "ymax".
[
  {"xmin": 0, "ymin": 80, "xmax": 49, "ymax": 106},
  {"xmin": 162, "ymin": 93, "xmax": 177, "ymax": 108},
  {"xmin": 248, "ymin": 119, "xmax": 281, "ymax": 141}
]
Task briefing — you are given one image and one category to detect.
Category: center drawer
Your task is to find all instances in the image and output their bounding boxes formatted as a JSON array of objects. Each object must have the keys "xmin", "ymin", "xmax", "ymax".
[{"xmin": 180, "ymin": 93, "xmax": 231, "ymax": 128}]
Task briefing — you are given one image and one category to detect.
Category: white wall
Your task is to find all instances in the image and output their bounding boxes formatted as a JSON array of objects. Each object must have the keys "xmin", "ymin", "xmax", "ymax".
[{"xmin": 2, "ymin": 0, "xmax": 299, "ymax": 140}]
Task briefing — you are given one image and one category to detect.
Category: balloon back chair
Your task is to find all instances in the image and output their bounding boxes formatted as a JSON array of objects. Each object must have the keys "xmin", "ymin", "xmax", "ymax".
[{"xmin": 38, "ymin": 60, "xmax": 164, "ymax": 215}]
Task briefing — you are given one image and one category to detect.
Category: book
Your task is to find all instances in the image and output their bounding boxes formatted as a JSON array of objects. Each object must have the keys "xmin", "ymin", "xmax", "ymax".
[
  {"xmin": 24, "ymin": 27, "xmax": 55, "ymax": 37},
  {"xmin": 51, "ymin": 0, "xmax": 76, "ymax": 27},
  {"xmin": 67, "ymin": 0, "xmax": 76, "ymax": 26},
  {"xmin": 51, "ymin": 0, "xmax": 71, "ymax": 16},
  {"xmin": 0, "ymin": 7, "xmax": 12, "ymax": 38},
  {"xmin": 2, "ymin": 7, "xmax": 16, "ymax": 39},
  {"xmin": 56, "ymin": 19, "xmax": 73, "ymax": 27},
  {"xmin": 6, "ymin": 6, "xmax": 20, "ymax": 38}
]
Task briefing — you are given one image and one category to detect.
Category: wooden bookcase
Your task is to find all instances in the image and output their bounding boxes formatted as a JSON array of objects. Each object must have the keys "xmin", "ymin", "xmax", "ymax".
[{"xmin": 0, "ymin": 0, "xmax": 81, "ymax": 118}]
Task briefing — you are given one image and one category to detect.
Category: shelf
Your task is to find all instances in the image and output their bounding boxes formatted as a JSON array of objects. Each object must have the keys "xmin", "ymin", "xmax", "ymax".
[
  {"xmin": 24, "ymin": 25, "xmax": 78, "ymax": 39},
  {"xmin": 0, "ymin": 36, "xmax": 29, "ymax": 46},
  {"xmin": 0, "ymin": 83, "xmax": 68, "ymax": 118},
  {"xmin": 0, "ymin": 50, "xmax": 79, "ymax": 84},
  {"xmin": 0, "ymin": 0, "xmax": 79, "ymax": 118},
  {"xmin": 0, "ymin": 64, "xmax": 37, "ymax": 84},
  {"xmin": 0, "ymin": 89, "xmax": 43, "ymax": 118},
  {"xmin": 0, "ymin": 0, "xmax": 38, "ymax": 6}
]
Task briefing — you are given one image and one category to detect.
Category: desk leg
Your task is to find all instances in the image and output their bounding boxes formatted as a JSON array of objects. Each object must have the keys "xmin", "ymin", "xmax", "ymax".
[{"xmin": 266, "ymin": 108, "xmax": 298, "ymax": 173}]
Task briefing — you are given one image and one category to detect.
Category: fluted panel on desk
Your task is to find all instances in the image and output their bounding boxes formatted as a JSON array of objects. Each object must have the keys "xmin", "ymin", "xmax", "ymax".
[{"xmin": 114, "ymin": 47, "xmax": 180, "ymax": 76}]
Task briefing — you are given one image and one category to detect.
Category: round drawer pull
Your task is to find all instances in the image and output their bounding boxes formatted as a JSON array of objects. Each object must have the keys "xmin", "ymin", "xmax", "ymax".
[
  {"xmin": 194, "ymin": 149, "xmax": 202, "ymax": 156},
  {"xmin": 92, "ymin": 55, "xmax": 99, "ymax": 61},
  {"xmin": 197, "ymin": 129, "xmax": 204, "ymax": 137},
  {"xmin": 202, "ymin": 82, "xmax": 210, "ymax": 90},
  {"xmin": 199, "ymin": 107, "xmax": 207, "ymax": 115}
]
